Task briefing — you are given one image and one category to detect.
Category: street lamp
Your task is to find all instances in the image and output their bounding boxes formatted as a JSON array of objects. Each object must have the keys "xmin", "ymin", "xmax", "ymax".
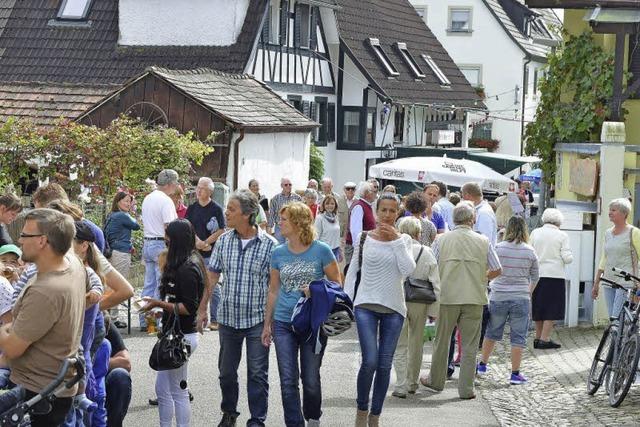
[{"xmin": 381, "ymin": 144, "xmax": 397, "ymax": 159}]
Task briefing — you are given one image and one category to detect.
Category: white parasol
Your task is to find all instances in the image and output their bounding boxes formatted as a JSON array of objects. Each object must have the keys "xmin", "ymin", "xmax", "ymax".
[{"xmin": 369, "ymin": 156, "xmax": 515, "ymax": 193}]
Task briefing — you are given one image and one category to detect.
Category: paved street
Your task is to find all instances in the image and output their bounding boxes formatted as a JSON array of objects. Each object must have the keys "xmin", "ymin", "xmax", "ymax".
[{"xmin": 122, "ymin": 324, "xmax": 640, "ymax": 426}]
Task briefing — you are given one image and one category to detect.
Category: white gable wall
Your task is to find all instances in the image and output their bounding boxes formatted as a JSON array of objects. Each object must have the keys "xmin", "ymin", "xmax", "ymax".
[
  {"xmin": 228, "ymin": 131, "xmax": 311, "ymax": 198},
  {"xmin": 118, "ymin": 0, "xmax": 249, "ymax": 46},
  {"xmin": 411, "ymin": 0, "xmax": 532, "ymax": 156}
]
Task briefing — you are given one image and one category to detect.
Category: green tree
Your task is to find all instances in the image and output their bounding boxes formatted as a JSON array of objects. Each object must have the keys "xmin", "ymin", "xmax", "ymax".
[
  {"xmin": 524, "ymin": 31, "xmax": 618, "ymax": 183},
  {"xmin": 309, "ymin": 143, "xmax": 324, "ymax": 183}
]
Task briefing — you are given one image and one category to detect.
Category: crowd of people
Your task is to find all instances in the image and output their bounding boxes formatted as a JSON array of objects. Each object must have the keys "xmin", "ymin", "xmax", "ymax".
[{"xmin": 7, "ymin": 167, "xmax": 640, "ymax": 427}]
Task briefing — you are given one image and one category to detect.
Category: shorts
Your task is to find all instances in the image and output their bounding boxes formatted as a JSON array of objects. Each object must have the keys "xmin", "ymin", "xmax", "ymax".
[{"xmin": 485, "ymin": 299, "xmax": 530, "ymax": 348}]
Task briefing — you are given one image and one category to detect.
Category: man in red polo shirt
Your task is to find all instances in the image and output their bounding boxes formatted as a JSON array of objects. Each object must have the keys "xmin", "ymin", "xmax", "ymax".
[{"xmin": 343, "ymin": 181, "xmax": 377, "ymax": 269}]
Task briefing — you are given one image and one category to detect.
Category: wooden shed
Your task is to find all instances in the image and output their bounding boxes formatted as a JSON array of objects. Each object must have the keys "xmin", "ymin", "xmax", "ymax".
[{"xmin": 77, "ymin": 67, "xmax": 317, "ymax": 189}]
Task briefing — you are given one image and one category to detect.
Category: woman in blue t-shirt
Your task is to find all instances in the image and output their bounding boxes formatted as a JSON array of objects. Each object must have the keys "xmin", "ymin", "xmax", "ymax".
[{"xmin": 262, "ymin": 202, "xmax": 340, "ymax": 427}]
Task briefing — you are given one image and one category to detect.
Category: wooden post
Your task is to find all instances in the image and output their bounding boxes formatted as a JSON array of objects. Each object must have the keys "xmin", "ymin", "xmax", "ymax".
[{"xmin": 611, "ymin": 31, "xmax": 626, "ymax": 121}]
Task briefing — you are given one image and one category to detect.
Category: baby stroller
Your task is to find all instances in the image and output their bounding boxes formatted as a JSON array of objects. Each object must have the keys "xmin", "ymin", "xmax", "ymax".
[{"xmin": 0, "ymin": 357, "xmax": 85, "ymax": 427}]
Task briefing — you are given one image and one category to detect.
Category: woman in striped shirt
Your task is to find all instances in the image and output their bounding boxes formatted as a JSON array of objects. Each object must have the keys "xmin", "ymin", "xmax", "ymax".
[{"xmin": 477, "ymin": 216, "xmax": 539, "ymax": 385}]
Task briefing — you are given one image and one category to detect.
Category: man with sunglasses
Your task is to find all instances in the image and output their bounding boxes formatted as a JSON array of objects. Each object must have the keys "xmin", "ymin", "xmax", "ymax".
[
  {"xmin": 268, "ymin": 178, "xmax": 301, "ymax": 244},
  {"xmin": 0, "ymin": 208, "xmax": 85, "ymax": 426}
]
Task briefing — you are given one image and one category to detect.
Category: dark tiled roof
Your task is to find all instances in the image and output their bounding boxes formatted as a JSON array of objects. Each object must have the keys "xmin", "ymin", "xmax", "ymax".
[
  {"xmin": 0, "ymin": 82, "xmax": 116, "ymax": 127},
  {"xmin": 118, "ymin": 67, "xmax": 318, "ymax": 130},
  {"xmin": 0, "ymin": 0, "xmax": 267, "ymax": 85},
  {"xmin": 334, "ymin": 0, "xmax": 481, "ymax": 108},
  {"xmin": 483, "ymin": 0, "xmax": 562, "ymax": 60}
]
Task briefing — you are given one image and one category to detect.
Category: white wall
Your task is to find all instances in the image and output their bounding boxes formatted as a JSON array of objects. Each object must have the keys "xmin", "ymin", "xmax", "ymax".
[
  {"xmin": 228, "ymin": 131, "xmax": 311, "ymax": 198},
  {"xmin": 411, "ymin": 0, "xmax": 530, "ymax": 156},
  {"xmin": 329, "ymin": 150, "xmax": 381, "ymax": 188},
  {"xmin": 118, "ymin": 0, "xmax": 249, "ymax": 46}
]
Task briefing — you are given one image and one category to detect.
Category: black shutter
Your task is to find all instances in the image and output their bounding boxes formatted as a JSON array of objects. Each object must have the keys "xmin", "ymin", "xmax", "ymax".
[
  {"xmin": 310, "ymin": 101, "xmax": 317, "ymax": 121},
  {"xmin": 293, "ymin": 2, "xmax": 301, "ymax": 48},
  {"xmin": 279, "ymin": 0, "xmax": 289, "ymax": 46},
  {"xmin": 302, "ymin": 100, "xmax": 310, "ymax": 117},
  {"xmin": 328, "ymin": 102, "xmax": 335, "ymax": 142},
  {"xmin": 262, "ymin": 5, "xmax": 270, "ymax": 43},
  {"xmin": 309, "ymin": 7, "xmax": 318, "ymax": 50}
]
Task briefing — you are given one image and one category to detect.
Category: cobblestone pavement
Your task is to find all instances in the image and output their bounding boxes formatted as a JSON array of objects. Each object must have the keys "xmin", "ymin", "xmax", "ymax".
[
  {"xmin": 477, "ymin": 326, "xmax": 640, "ymax": 426},
  {"xmin": 124, "ymin": 325, "xmax": 640, "ymax": 426}
]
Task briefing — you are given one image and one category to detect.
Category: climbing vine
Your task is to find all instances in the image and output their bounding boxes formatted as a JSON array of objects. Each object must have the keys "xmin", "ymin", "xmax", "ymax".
[{"xmin": 524, "ymin": 31, "xmax": 620, "ymax": 183}]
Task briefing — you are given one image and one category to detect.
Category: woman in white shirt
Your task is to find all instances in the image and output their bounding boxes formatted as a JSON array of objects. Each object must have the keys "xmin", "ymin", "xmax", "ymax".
[
  {"xmin": 391, "ymin": 217, "xmax": 440, "ymax": 398},
  {"xmin": 529, "ymin": 208, "xmax": 573, "ymax": 349},
  {"xmin": 315, "ymin": 195, "xmax": 342, "ymax": 262},
  {"xmin": 345, "ymin": 193, "xmax": 416, "ymax": 427}
]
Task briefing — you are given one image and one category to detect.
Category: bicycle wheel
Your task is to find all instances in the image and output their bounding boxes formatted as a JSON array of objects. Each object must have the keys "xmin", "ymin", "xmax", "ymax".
[
  {"xmin": 587, "ymin": 324, "xmax": 615, "ymax": 395},
  {"xmin": 608, "ymin": 332, "xmax": 640, "ymax": 407}
]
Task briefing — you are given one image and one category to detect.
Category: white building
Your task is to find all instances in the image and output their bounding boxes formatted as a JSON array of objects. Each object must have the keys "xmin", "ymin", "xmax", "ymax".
[{"xmin": 409, "ymin": 0, "xmax": 561, "ymax": 156}]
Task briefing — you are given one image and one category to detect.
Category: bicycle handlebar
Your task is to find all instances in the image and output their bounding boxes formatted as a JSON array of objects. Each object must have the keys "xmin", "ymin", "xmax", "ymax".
[
  {"xmin": 612, "ymin": 267, "xmax": 640, "ymax": 284},
  {"xmin": 600, "ymin": 277, "xmax": 630, "ymax": 291}
]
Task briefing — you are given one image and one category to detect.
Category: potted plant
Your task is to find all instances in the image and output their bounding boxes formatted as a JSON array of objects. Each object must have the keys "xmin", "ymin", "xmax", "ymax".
[
  {"xmin": 468, "ymin": 137, "xmax": 499, "ymax": 152},
  {"xmin": 474, "ymin": 85, "xmax": 486, "ymax": 100}
]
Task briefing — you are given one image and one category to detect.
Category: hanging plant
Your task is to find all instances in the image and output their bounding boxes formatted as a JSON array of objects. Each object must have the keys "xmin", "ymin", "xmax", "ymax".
[
  {"xmin": 524, "ymin": 30, "xmax": 623, "ymax": 183},
  {"xmin": 469, "ymin": 137, "xmax": 499, "ymax": 151}
]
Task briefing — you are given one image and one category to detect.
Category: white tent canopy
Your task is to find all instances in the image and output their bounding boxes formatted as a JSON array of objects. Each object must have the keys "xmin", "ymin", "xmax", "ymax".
[{"xmin": 369, "ymin": 156, "xmax": 515, "ymax": 193}]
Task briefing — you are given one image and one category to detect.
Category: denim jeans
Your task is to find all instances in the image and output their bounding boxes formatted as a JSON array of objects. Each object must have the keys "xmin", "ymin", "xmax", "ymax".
[
  {"xmin": 203, "ymin": 257, "xmax": 222, "ymax": 323},
  {"xmin": 354, "ymin": 307, "xmax": 404, "ymax": 416},
  {"xmin": 273, "ymin": 225, "xmax": 286, "ymax": 245},
  {"xmin": 485, "ymin": 299, "xmax": 530, "ymax": 347},
  {"xmin": 604, "ymin": 285, "xmax": 627, "ymax": 319},
  {"xmin": 140, "ymin": 239, "xmax": 166, "ymax": 327},
  {"xmin": 105, "ymin": 368, "xmax": 132, "ymax": 427},
  {"xmin": 273, "ymin": 320, "xmax": 326, "ymax": 427},
  {"xmin": 218, "ymin": 323, "xmax": 269, "ymax": 426}
]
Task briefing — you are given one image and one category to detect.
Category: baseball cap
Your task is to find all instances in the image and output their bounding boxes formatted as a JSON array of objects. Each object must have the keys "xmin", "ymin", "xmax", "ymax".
[
  {"xmin": 157, "ymin": 169, "xmax": 179, "ymax": 186},
  {"xmin": 344, "ymin": 181, "xmax": 356, "ymax": 189},
  {"xmin": 0, "ymin": 244, "xmax": 21, "ymax": 258},
  {"xmin": 74, "ymin": 221, "xmax": 96, "ymax": 243}
]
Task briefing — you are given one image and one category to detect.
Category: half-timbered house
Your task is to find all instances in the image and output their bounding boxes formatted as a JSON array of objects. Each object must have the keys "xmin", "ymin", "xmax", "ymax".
[{"xmin": 0, "ymin": 0, "xmax": 482, "ymax": 192}]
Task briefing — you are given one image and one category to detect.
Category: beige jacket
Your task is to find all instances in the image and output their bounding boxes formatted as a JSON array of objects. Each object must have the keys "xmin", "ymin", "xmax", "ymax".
[{"xmin": 409, "ymin": 240, "xmax": 441, "ymax": 317}]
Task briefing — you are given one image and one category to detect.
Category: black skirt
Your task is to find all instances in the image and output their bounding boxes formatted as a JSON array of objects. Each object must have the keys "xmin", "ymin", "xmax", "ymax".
[{"xmin": 531, "ymin": 277, "xmax": 566, "ymax": 321}]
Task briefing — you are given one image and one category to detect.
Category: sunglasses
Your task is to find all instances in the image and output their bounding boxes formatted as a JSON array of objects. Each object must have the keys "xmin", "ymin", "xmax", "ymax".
[
  {"xmin": 283, "ymin": 183, "xmax": 292, "ymax": 187},
  {"xmin": 345, "ymin": 187, "xmax": 356, "ymax": 191},
  {"xmin": 20, "ymin": 232, "xmax": 44, "ymax": 238}
]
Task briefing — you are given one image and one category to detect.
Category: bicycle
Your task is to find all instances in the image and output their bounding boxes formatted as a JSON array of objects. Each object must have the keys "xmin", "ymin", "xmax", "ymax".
[
  {"xmin": 0, "ymin": 357, "xmax": 85, "ymax": 426},
  {"xmin": 586, "ymin": 267, "xmax": 640, "ymax": 407}
]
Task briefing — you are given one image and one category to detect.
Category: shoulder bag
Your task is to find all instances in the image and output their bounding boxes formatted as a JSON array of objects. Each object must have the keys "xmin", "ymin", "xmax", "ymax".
[
  {"xmin": 149, "ymin": 304, "xmax": 192, "ymax": 371},
  {"xmin": 403, "ymin": 246, "xmax": 437, "ymax": 304},
  {"xmin": 102, "ymin": 215, "xmax": 113, "ymax": 259},
  {"xmin": 352, "ymin": 231, "xmax": 368, "ymax": 302}
]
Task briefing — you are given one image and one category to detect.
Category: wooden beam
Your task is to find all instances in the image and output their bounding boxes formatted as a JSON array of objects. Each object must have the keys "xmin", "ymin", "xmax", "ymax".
[
  {"xmin": 526, "ymin": 0, "xmax": 640, "ymax": 8},
  {"xmin": 611, "ymin": 31, "xmax": 626, "ymax": 121},
  {"xmin": 591, "ymin": 22, "xmax": 639, "ymax": 34}
]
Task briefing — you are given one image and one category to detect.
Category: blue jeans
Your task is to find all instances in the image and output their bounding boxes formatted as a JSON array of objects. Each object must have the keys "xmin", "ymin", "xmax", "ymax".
[
  {"xmin": 485, "ymin": 299, "xmax": 530, "ymax": 348},
  {"xmin": 203, "ymin": 258, "xmax": 221, "ymax": 323},
  {"xmin": 140, "ymin": 240, "xmax": 166, "ymax": 327},
  {"xmin": 218, "ymin": 323, "xmax": 269, "ymax": 426},
  {"xmin": 273, "ymin": 320, "xmax": 326, "ymax": 427},
  {"xmin": 105, "ymin": 368, "xmax": 131, "ymax": 427},
  {"xmin": 604, "ymin": 285, "xmax": 627, "ymax": 319},
  {"xmin": 273, "ymin": 224, "xmax": 286, "ymax": 245},
  {"xmin": 354, "ymin": 307, "xmax": 404, "ymax": 416}
]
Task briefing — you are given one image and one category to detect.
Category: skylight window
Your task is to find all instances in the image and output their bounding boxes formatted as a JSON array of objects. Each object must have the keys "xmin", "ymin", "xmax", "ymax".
[
  {"xmin": 421, "ymin": 54, "xmax": 451, "ymax": 86},
  {"xmin": 58, "ymin": 0, "xmax": 92, "ymax": 20},
  {"xmin": 395, "ymin": 43, "xmax": 425, "ymax": 79},
  {"xmin": 368, "ymin": 38, "xmax": 399, "ymax": 77}
]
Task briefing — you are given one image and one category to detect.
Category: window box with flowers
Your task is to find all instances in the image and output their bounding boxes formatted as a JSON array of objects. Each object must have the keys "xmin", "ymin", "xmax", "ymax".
[{"xmin": 468, "ymin": 137, "xmax": 499, "ymax": 152}]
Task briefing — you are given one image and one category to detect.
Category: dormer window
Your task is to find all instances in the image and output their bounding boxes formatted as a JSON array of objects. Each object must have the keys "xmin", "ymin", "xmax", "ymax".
[
  {"xmin": 396, "ymin": 43, "xmax": 425, "ymax": 79},
  {"xmin": 421, "ymin": 54, "xmax": 451, "ymax": 86},
  {"xmin": 58, "ymin": 0, "xmax": 92, "ymax": 20},
  {"xmin": 368, "ymin": 38, "xmax": 399, "ymax": 77}
]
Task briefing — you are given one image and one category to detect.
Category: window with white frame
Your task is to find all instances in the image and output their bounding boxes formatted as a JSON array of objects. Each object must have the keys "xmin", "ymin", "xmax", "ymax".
[
  {"xmin": 459, "ymin": 65, "xmax": 482, "ymax": 87},
  {"xmin": 368, "ymin": 38, "xmax": 399, "ymax": 77},
  {"xmin": 422, "ymin": 54, "xmax": 451, "ymax": 86},
  {"xmin": 396, "ymin": 43, "xmax": 425, "ymax": 79},
  {"xmin": 58, "ymin": 0, "xmax": 92, "ymax": 20},
  {"xmin": 448, "ymin": 7, "xmax": 472, "ymax": 32},
  {"xmin": 268, "ymin": 0, "xmax": 281, "ymax": 44},
  {"xmin": 414, "ymin": 5, "xmax": 427, "ymax": 25}
]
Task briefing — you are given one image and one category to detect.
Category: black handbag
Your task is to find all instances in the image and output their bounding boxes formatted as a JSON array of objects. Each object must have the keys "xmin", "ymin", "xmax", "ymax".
[
  {"xmin": 353, "ymin": 232, "xmax": 368, "ymax": 301},
  {"xmin": 149, "ymin": 304, "xmax": 192, "ymax": 371},
  {"xmin": 403, "ymin": 247, "xmax": 437, "ymax": 304}
]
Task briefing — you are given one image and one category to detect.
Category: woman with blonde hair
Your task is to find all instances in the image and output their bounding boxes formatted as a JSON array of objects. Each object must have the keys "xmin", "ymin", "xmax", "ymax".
[
  {"xmin": 392, "ymin": 216, "xmax": 440, "ymax": 398},
  {"xmin": 477, "ymin": 216, "xmax": 539, "ymax": 384},
  {"xmin": 262, "ymin": 202, "xmax": 340, "ymax": 427}
]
